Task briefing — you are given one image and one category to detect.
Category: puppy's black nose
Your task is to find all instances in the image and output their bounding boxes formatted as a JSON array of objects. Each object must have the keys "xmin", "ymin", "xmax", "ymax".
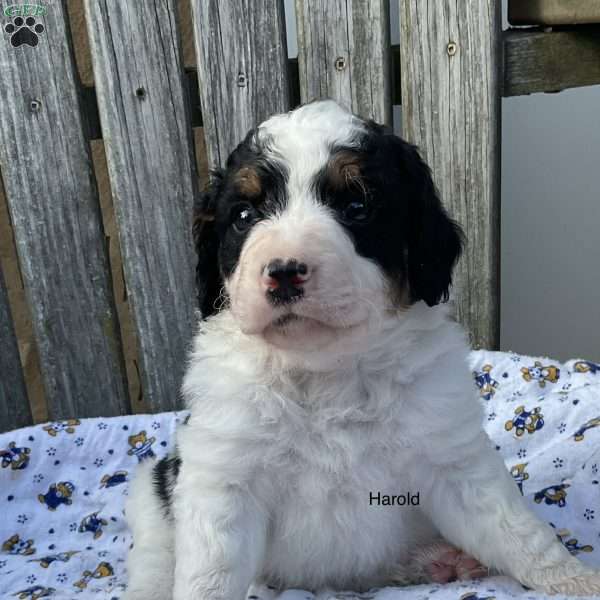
[{"xmin": 263, "ymin": 259, "xmax": 310, "ymax": 305}]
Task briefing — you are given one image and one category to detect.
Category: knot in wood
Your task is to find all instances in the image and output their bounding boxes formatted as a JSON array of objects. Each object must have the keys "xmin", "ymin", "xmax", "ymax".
[
  {"xmin": 135, "ymin": 87, "xmax": 146, "ymax": 99},
  {"xmin": 334, "ymin": 56, "xmax": 347, "ymax": 71},
  {"xmin": 237, "ymin": 72, "xmax": 247, "ymax": 87},
  {"xmin": 447, "ymin": 41, "xmax": 457, "ymax": 56},
  {"xmin": 29, "ymin": 98, "xmax": 42, "ymax": 112}
]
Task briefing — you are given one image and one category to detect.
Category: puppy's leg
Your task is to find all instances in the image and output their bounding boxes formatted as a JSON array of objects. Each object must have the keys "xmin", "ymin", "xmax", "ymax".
[
  {"xmin": 124, "ymin": 460, "xmax": 174, "ymax": 600},
  {"xmin": 418, "ymin": 433, "xmax": 600, "ymax": 596},
  {"xmin": 172, "ymin": 476, "xmax": 267, "ymax": 600}
]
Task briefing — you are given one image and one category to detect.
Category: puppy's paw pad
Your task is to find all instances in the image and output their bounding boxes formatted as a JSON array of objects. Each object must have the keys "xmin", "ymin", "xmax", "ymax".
[{"xmin": 412, "ymin": 542, "xmax": 488, "ymax": 584}]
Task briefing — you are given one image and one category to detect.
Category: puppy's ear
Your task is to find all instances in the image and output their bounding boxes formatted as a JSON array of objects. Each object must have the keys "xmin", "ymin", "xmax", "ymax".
[
  {"xmin": 193, "ymin": 171, "xmax": 223, "ymax": 318},
  {"xmin": 404, "ymin": 145, "xmax": 464, "ymax": 306}
]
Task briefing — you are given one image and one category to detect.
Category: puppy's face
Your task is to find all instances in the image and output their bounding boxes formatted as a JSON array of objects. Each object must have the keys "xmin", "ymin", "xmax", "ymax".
[{"xmin": 194, "ymin": 100, "xmax": 462, "ymax": 355}]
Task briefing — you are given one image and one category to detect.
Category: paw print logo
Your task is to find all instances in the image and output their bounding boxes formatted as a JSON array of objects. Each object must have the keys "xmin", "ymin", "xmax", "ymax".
[
  {"xmin": 33, "ymin": 473, "xmax": 44, "ymax": 484},
  {"xmin": 17, "ymin": 514, "xmax": 28, "ymax": 524},
  {"xmin": 56, "ymin": 573, "xmax": 67, "ymax": 583},
  {"xmin": 26, "ymin": 574, "xmax": 37, "ymax": 584},
  {"xmin": 557, "ymin": 422, "xmax": 567, "ymax": 433},
  {"xmin": 93, "ymin": 458, "xmax": 104, "ymax": 468},
  {"xmin": 46, "ymin": 447, "xmax": 56, "ymax": 456},
  {"xmin": 517, "ymin": 448, "xmax": 527, "ymax": 459},
  {"xmin": 74, "ymin": 437, "xmax": 84, "ymax": 447},
  {"xmin": 584, "ymin": 509, "xmax": 595, "ymax": 521},
  {"xmin": 4, "ymin": 16, "xmax": 45, "ymax": 48},
  {"xmin": 553, "ymin": 458, "xmax": 564, "ymax": 469},
  {"xmin": 592, "ymin": 464, "xmax": 598, "ymax": 475},
  {"xmin": 151, "ymin": 421, "xmax": 161, "ymax": 430}
]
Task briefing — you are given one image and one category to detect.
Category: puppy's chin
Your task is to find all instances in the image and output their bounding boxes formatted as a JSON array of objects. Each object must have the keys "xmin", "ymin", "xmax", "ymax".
[{"xmin": 262, "ymin": 314, "xmax": 357, "ymax": 352}]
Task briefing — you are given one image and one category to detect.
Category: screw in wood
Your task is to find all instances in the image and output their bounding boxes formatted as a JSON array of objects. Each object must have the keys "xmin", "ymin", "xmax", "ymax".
[
  {"xmin": 29, "ymin": 98, "xmax": 42, "ymax": 112},
  {"xmin": 447, "ymin": 41, "xmax": 457, "ymax": 56},
  {"xmin": 237, "ymin": 72, "xmax": 247, "ymax": 87},
  {"xmin": 334, "ymin": 56, "xmax": 347, "ymax": 71}
]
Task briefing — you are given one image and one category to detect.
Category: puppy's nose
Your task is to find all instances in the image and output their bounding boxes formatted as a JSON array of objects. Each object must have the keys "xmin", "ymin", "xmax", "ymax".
[{"xmin": 262, "ymin": 259, "xmax": 310, "ymax": 304}]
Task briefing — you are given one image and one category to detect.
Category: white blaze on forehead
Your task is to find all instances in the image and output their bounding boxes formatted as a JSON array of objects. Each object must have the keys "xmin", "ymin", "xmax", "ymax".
[{"xmin": 256, "ymin": 99, "xmax": 365, "ymax": 194}]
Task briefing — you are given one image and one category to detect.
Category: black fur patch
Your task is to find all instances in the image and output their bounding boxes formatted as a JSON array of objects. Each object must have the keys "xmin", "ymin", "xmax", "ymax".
[
  {"xmin": 152, "ymin": 453, "xmax": 181, "ymax": 513},
  {"xmin": 194, "ymin": 130, "xmax": 288, "ymax": 317},
  {"xmin": 315, "ymin": 122, "xmax": 463, "ymax": 306}
]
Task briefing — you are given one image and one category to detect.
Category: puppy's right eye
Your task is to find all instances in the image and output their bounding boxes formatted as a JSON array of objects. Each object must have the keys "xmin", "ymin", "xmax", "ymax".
[{"xmin": 231, "ymin": 204, "xmax": 258, "ymax": 233}]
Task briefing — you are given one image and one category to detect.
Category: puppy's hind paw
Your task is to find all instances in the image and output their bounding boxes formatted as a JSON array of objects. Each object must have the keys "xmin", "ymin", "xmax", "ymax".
[{"xmin": 542, "ymin": 571, "xmax": 600, "ymax": 596}]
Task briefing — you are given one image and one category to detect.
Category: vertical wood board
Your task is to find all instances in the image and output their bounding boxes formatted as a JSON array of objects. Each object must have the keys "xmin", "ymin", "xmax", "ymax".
[
  {"xmin": 191, "ymin": 0, "xmax": 290, "ymax": 167},
  {"xmin": 296, "ymin": 0, "xmax": 391, "ymax": 125},
  {"xmin": 84, "ymin": 0, "xmax": 199, "ymax": 411},
  {"xmin": 0, "ymin": 265, "xmax": 31, "ymax": 432},
  {"xmin": 399, "ymin": 0, "xmax": 502, "ymax": 349},
  {"xmin": 0, "ymin": 0, "xmax": 129, "ymax": 418}
]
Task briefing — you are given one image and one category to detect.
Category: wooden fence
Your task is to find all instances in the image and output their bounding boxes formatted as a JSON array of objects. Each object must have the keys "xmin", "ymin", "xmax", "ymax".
[{"xmin": 1, "ymin": 0, "xmax": 600, "ymax": 433}]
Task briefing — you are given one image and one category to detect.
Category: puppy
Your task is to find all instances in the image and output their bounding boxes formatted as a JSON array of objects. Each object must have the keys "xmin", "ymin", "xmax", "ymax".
[{"xmin": 124, "ymin": 100, "xmax": 600, "ymax": 599}]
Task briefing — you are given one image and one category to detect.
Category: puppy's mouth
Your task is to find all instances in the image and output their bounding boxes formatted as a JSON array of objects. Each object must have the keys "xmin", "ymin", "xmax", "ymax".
[{"xmin": 272, "ymin": 313, "xmax": 304, "ymax": 328}]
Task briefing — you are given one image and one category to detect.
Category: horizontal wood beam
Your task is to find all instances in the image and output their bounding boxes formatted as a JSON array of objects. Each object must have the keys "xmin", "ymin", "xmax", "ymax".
[
  {"xmin": 503, "ymin": 26, "xmax": 600, "ymax": 97},
  {"xmin": 81, "ymin": 29, "xmax": 600, "ymax": 141}
]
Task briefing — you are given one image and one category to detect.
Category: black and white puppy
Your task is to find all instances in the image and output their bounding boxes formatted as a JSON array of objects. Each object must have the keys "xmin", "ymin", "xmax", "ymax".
[{"xmin": 124, "ymin": 100, "xmax": 600, "ymax": 599}]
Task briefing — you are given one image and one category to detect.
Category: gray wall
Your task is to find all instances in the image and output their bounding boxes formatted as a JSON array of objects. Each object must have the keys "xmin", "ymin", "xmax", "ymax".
[
  {"xmin": 501, "ymin": 88, "xmax": 600, "ymax": 362},
  {"xmin": 284, "ymin": 0, "xmax": 600, "ymax": 362}
]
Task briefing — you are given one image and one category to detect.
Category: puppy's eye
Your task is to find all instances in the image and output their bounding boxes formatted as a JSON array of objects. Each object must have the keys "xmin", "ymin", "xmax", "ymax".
[
  {"xmin": 343, "ymin": 200, "xmax": 370, "ymax": 224},
  {"xmin": 231, "ymin": 204, "xmax": 258, "ymax": 233}
]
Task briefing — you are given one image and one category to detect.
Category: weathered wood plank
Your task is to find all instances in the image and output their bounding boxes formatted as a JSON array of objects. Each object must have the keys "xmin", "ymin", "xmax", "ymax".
[
  {"xmin": 508, "ymin": 1, "xmax": 600, "ymax": 26},
  {"xmin": 399, "ymin": 1, "xmax": 502, "ymax": 349},
  {"xmin": 0, "ymin": 266, "xmax": 31, "ymax": 432},
  {"xmin": 503, "ymin": 27, "xmax": 600, "ymax": 97},
  {"xmin": 190, "ymin": 0, "xmax": 290, "ymax": 167},
  {"xmin": 295, "ymin": 0, "xmax": 391, "ymax": 125},
  {"xmin": 0, "ymin": 2, "xmax": 129, "ymax": 419},
  {"xmin": 84, "ymin": 0, "xmax": 198, "ymax": 412}
]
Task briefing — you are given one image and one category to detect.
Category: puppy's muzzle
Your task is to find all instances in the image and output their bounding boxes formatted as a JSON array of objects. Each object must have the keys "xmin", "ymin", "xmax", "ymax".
[{"xmin": 262, "ymin": 258, "xmax": 311, "ymax": 305}]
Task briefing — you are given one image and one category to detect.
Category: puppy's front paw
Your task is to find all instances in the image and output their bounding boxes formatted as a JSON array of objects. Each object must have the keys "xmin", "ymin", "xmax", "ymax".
[{"xmin": 541, "ymin": 570, "xmax": 600, "ymax": 596}]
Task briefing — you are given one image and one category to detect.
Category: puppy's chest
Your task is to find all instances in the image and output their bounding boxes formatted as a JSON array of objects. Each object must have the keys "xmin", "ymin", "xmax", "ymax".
[{"xmin": 255, "ymin": 380, "xmax": 415, "ymax": 514}]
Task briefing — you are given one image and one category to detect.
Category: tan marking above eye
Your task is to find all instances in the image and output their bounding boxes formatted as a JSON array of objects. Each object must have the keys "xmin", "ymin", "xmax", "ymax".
[
  {"xmin": 329, "ymin": 151, "xmax": 364, "ymax": 191},
  {"xmin": 235, "ymin": 166, "xmax": 262, "ymax": 198}
]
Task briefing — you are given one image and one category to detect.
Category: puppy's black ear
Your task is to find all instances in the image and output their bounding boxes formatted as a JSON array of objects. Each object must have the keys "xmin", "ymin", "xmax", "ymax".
[
  {"xmin": 404, "ymin": 146, "xmax": 464, "ymax": 306},
  {"xmin": 193, "ymin": 171, "xmax": 223, "ymax": 318}
]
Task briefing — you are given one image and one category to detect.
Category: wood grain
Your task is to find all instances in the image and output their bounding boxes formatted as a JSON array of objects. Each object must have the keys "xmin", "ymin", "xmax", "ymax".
[
  {"xmin": 0, "ymin": 1, "xmax": 129, "ymax": 419},
  {"xmin": 296, "ymin": 0, "xmax": 391, "ymax": 125},
  {"xmin": 190, "ymin": 0, "xmax": 290, "ymax": 168},
  {"xmin": 504, "ymin": 27, "xmax": 600, "ymax": 97},
  {"xmin": 400, "ymin": 0, "xmax": 502, "ymax": 349},
  {"xmin": 0, "ymin": 266, "xmax": 30, "ymax": 432},
  {"xmin": 84, "ymin": 0, "xmax": 198, "ymax": 412}
]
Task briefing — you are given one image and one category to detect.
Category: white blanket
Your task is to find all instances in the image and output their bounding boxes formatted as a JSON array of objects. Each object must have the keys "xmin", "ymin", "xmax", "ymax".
[{"xmin": 1, "ymin": 350, "xmax": 599, "ymax": 600}]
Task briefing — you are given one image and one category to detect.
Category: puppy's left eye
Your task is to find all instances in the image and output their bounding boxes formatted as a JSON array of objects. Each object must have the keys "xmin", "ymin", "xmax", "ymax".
[
  {"xmin": 232, "ymin": 204, "xmax": 258, "ymax": 233},
  {"xmin": 343, "ymin": 200, "xmax": 370, "ymax": 224}
]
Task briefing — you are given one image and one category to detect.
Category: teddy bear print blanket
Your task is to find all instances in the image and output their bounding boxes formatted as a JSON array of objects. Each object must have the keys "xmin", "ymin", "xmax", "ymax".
[{"xmin": 1, "ymin": 350, "xmax": 599, "ymax": 600}]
